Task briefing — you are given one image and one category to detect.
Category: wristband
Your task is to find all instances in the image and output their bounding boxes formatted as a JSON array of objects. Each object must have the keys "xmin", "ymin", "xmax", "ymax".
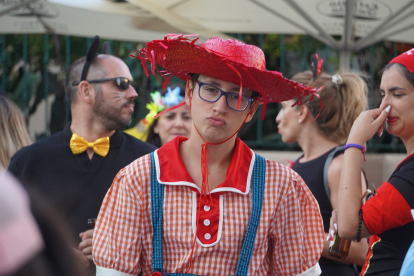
[{"xmin": 344, "ymin": 143, "xmax": 366, "ymax": 161}]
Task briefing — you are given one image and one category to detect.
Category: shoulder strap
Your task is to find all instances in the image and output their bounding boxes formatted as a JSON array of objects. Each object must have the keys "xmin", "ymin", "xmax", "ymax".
[
  {"xmin": 235, "ymin": 153, "xmax": 266, "ymax": 276},
  {"xmin": 150, "ymin": 152, "xmax": 266, "ymax": 276},
  {"xmin": 150, "ymin": 152, "xmax": 164, "ymax": 274},
  {"xmin": 323, "ymin": 146, "xmax": 344, "ymax": 201}
]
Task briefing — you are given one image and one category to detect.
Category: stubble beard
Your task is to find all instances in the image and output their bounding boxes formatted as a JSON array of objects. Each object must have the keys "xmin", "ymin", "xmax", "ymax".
[{"xmin": 93, "ymin": 90, "xmax": 132, "ymax": 130}]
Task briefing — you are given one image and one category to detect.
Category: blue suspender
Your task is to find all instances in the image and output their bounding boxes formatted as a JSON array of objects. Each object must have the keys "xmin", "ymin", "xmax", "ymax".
[
  {"xmin": 151, "ymin": 152, "xmax": 165, "ymax": 273},
  {"xmin": 150, "ymin": 152, "xmax": 266, "ymax": 276},
  {"xmin": 235, "ymin": 153, "xmax": 265, "ymax": 276}
]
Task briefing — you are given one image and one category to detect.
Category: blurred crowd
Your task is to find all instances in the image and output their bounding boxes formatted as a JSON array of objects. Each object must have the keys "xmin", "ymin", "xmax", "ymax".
[{"xmin": 1, "ymin": 34, "xmax": 413, "ymax": 276}]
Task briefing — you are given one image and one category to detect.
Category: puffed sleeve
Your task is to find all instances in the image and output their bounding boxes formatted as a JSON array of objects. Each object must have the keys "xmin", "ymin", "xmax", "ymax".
[
  {"xmin": 362, "ymin": 180, "xmax": 414, "ymax": 235},
  {"xmin": 269, "ymin": 171, "xmax": 324, "ymax": 276},
  {"xmin": 93, "ymin": 164, "xmax": 144, "ymax": 276}
]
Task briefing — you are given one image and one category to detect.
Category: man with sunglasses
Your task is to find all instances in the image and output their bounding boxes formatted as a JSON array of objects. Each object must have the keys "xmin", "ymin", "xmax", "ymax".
[
  {"xmin": 8, "ymin": 37, "xmax": 157, "ymax": 269},
  {"xmin": 93, "ymin": 35, "xmax": 324, "ymax": 276}
]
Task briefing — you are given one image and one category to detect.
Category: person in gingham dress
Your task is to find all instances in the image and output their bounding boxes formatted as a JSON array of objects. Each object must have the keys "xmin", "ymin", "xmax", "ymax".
[{"xmin": 93, "ymin": 34, "xmax": 325, "ymax": 276}]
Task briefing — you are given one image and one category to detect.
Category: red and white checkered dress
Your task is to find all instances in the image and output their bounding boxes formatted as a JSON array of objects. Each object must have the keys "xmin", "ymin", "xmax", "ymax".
[{"xmin": 93, "ymin": 137, "xmax": 324, "ymax": 276}]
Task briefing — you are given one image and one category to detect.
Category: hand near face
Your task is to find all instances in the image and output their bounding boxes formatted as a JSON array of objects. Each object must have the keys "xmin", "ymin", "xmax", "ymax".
[{"xmin": 347, "ymin": 106, "xmax": 390, "ymax": 145}]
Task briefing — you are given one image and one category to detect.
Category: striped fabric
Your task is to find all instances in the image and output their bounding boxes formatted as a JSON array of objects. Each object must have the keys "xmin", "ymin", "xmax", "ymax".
[{"xmin": 93, "ymin": 152, "xmax": 324, "ymax": 276}]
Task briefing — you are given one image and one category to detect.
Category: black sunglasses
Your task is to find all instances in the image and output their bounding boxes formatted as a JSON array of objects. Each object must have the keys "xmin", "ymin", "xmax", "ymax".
[{"xmin": 73, "ymin": 77, "xmax": 135, "ymax": 91}]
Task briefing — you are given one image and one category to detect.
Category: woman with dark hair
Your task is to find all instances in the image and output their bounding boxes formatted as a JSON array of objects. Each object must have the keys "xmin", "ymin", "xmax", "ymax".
[
  {"xmin": 276, "ymin": 61, "xmax": 369, "ymax": 275},
  {"xmin": 334, "ymin": 49, "xmax": 414, "ymax": 275},
  {"xmin": 124, "ymin": 84, "xmax": 191, "ymax": 147}
]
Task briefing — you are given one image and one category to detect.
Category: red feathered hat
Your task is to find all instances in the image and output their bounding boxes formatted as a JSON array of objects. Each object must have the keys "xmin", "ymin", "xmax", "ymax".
[{"xmin": 134, "ymin": 34, "xmax": 319, "ymax": 113}]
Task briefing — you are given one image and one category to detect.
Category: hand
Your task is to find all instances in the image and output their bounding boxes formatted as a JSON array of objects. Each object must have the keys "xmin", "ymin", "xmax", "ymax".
[
  {"xmin": 347, "ymin": 106, "xmax": 391, "ymax": 145},
  {"xmin": 79, "ymin": 229, "xmax": 94, "ymax": 262},
  {"xmin": 327, "ymin": 209, "xmax": 338, "ymax": 242}
]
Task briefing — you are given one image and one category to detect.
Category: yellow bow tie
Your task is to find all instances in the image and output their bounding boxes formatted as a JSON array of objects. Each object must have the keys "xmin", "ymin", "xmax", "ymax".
[{"xmin": 70, "ymin": 134, "xmax": 110, "ymax": 157}]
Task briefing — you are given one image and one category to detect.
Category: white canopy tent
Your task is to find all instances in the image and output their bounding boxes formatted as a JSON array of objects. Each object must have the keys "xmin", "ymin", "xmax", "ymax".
[
  {"xmin": 47, "ymin": 0, "xmax": 232, "ymax": 41},
  {"xmin": 0, "ymin": 0, "xmax": 228, "ymax": 42},
  {"xmin": 123, "ymin": 0, "xmax": 414, "ymax": 70},
  {"xmin": 2, "ymin": 0, "xmax": 414, "ymax": 68}
]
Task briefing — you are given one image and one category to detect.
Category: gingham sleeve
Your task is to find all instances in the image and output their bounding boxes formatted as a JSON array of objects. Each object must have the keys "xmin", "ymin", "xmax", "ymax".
[
  {"xmin": 270, "ymin": 169, "xmax": 324, "ymax": 276},
  {"xmin": 93, "ymin": 160, "xmax": 146, "ymax": 276}
]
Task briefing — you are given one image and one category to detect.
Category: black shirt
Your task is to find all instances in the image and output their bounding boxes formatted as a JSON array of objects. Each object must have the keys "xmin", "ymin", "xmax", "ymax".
[
  {"xmin": 8, "ymin": 123, "xmax": 157, "ymax": 237},
  {"xmin": 363, "ymin": 153, "xmax": 414, "ymax": 276}
]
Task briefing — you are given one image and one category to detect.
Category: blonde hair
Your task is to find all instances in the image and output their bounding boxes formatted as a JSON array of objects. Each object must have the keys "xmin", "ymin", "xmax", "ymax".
[
  {"xmin": 0, "ymin": 96, "xmax": 31, "ymax": 168},
  {"xmin": 292, "ymin": 71, "xmax": 368, "ymax": 144}
]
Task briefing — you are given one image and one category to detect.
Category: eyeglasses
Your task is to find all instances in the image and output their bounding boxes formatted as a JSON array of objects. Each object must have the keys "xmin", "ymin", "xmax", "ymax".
[
  {"xmin": 196, "ymin": 81, "xmax": 254, "ymax": 111},
  {"xmin": 72, "ymin": 77, "xmax": 135, "ymax": 91}
]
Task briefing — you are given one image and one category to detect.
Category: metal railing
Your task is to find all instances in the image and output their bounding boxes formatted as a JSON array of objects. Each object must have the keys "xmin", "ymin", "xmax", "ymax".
[{"xmin": 0, "ymin": 34, "xmax": 408, "ymax": 152}]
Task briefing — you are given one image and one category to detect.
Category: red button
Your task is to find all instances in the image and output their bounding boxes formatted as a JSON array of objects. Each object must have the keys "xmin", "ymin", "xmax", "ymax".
[{"xmin": 152, "ymin": 272, "xmax": 163, "ymax": 276}]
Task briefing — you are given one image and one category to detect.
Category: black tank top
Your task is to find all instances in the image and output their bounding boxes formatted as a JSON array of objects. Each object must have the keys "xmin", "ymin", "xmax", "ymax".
[
  {"xmin": 292, "ymin": 148, "xmax": 337, "ymax": 233},
  {"xmin": 292, "ymin": 147, "xmax": 357, "ymax": 275}
]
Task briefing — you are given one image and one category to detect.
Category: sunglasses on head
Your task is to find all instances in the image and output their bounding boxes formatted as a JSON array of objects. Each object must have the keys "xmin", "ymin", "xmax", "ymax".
[{"xmin": 73, "ymin": 77, "xmax": 135, "ymax": 91}]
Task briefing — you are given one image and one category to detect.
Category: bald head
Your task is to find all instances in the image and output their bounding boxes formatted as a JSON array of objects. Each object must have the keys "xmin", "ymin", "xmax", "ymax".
[{"xmin": 65, "ymin": 54, "xmax": 125, "ymax": 105}]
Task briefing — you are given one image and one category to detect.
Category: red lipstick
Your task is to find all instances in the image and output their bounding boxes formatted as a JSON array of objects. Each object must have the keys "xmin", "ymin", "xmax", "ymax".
[{"xmin": 386, "ymin": 117, "xmax": 398, "ymax": 124}]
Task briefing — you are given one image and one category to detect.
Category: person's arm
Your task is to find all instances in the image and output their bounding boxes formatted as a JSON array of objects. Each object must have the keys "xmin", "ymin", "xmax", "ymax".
[
  {"xmin": 337, "ymin": 107, "xmax": 390, "ymax": 240},
  {"xmin": 321, "ymin": 156, "xmax": 367, "ymax": 266},
  {"xmin": 361, "ymin": 177, "xmax": 414, "ymax": 235},
  {"xmin": 93, "ymin": 165, "xmax": 144, "ymax": 276},
  {"xmin": 270, "ymin": 171, "xmax": 325, "ymax": 276}
]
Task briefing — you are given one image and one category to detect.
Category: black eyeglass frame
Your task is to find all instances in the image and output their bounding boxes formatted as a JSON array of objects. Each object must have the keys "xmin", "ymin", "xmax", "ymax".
[
  {"xmin": 73, "ymin": 77, "xmax": 136, "ymax": 91},
  {"xmin": 196, "ymin": 80, "xmax": 254, "ymax": 112}
]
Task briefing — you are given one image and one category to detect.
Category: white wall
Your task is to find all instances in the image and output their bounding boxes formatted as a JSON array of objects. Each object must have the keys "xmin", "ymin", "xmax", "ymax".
[{"xmin": 255, "ymin": 150, "xmax": 406, "ymax": 190}]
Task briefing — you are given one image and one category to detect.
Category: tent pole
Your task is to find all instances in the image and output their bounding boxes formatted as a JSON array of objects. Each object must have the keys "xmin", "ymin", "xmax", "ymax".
[
  {"xmin": 0, "ymin": 0, "xmax": 38, "ymax": 17},
  {"xmin": 343, "ymin": 0, "xmax": 354, "ymax": 48},
  {"xmin": 284, "ymin": 0, "xmax": 338, "ymax": 48},
  {"xmin": 358, "ymin": 21, "xmax": 414, "ymax": 50},
  {"xmin": 250, "ymin": 0, "xmax": 333, "ymax": 47},
  {"xmin": 375, "ymin": 7, "xmax": 414, "ymax": 35},
  {"xmin": 339, "ymin": 50, "xmax": 350, "ymax": 71},
  {"xmin": 354, "ymin": 1, "xmax": 414, "ymax": 49},
  {"xmin": 339, "ymin": 0, "xmax": 354, "ymax": 71}
]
